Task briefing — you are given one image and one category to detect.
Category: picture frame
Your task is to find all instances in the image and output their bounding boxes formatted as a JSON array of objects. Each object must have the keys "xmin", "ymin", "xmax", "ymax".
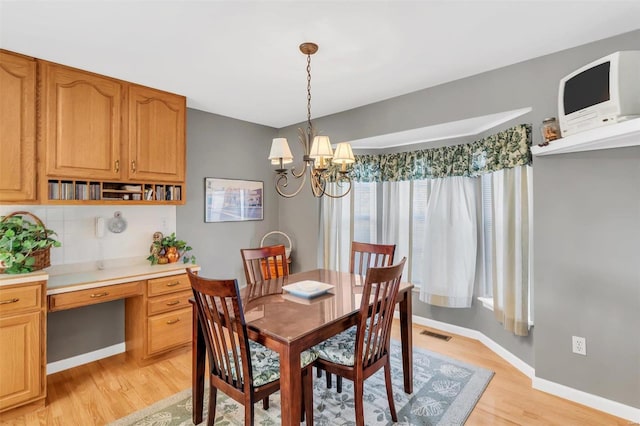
[{"xmin": 205, "ymin": 178, "xmax": 264, "ymax": 223}]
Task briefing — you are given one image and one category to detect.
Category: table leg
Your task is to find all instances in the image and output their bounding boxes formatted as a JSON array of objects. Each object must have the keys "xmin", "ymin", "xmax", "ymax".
[
  {"xmin": 279, "ymin": 347, "xmax": 302, "ymax": 426},
  {"xmin": 399, "ymin": 290, "xmax": 413, "ymax": 394},
  {"xmin": 191, "ymin": 301, "xmax": 205, "ymax": 424}
]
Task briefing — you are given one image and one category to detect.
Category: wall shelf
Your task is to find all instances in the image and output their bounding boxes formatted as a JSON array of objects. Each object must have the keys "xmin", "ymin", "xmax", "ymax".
[{"xmin": 531, "ymin": 118, "xmax": 640, "ymax": 156}]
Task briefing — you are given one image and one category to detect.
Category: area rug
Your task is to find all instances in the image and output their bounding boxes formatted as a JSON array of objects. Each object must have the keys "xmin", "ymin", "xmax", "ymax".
[{"xmin": 109, "ymin": 341, "xmax": 493, "ymax": 425}]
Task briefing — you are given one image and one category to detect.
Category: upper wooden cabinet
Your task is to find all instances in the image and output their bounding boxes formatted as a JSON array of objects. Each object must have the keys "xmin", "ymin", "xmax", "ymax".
[
  {"xmin": 38, "ymin": 59, "xmax": 186, "ymax": 194},
  {"xmin": 40, "ymin": 62, "xmax": 123, "ymax": 180},
  {"xmin": 127, "ymin": 85, "xmax": 185, "ymax": 182},
  {"xmin": 0, "ymin": 51, "xmax": 37, "ymax": 202}
]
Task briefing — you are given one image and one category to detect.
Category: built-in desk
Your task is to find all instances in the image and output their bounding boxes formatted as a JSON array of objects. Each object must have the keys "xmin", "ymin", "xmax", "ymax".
[{"xmin": 0, "ymin": 260, "xmax": 200, "ymax": 415}]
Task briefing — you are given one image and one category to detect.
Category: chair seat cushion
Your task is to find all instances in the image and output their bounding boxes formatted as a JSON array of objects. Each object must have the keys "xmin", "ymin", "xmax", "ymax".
[
  {"xmin": 231, "ymin": 341, "xmax": 318, "ymax": 387},
  {"xmin": 313, "ymin": 326, "xmax": 358, "ymax": 366}
]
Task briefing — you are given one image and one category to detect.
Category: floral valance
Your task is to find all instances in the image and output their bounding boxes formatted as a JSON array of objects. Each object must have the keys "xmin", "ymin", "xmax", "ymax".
[{"xmin": 345, "ymin": 123, "xmax": 531, "ymax": 183}]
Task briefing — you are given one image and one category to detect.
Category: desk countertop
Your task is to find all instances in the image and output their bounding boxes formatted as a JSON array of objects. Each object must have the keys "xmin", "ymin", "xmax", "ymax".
[{"xmin": 0, "ymin": 259, "xmax": 200, "ymax": 295}]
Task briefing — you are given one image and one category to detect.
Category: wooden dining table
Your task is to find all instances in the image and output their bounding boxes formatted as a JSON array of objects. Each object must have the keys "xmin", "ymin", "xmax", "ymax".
[{"xmin": 191, "ymin": 269, "xmax": 414, "ymax": 426}]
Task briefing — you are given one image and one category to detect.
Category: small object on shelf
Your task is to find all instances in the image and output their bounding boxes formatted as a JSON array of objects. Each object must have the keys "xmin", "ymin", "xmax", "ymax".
[{"xmin": 539, "ymin": 117, "xmax": 561, "ymax": 146}]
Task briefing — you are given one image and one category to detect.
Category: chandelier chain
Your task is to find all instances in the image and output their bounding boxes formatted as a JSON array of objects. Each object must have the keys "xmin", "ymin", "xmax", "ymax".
[{"xmin": 306, "ymin": 53, "xmax": 312, "ymax": 135}]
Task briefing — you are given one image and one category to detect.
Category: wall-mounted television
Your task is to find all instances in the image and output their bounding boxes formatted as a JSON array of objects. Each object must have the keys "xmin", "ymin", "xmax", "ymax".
[{"xmin": 558, "ymin": 50, "xmax": 640, "ymax": 137}]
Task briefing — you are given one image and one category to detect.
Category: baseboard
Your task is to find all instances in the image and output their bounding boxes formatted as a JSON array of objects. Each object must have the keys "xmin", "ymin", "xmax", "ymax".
[
  {"xmin": 409, "ymin": 314, "xmax": 639, "ymax": 423},
  {"xmin": 47, "ymin": 343, "xmax": 126, "ymax": 375},
  {"xmin": 533, "ymin": 376, "xmax": 640, "ymax": 424}
]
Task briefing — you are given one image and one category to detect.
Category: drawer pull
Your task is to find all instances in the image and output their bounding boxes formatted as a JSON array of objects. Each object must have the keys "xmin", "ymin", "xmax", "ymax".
[
  {"xmin": 166, "ymin": 300, "xmax": 181, "ymax": 306},
  {"xmin": 0, "ymin": 298, "xmax": 19, "ymax": 305},
  {"xmin": 90, "ymin": 292, "xmax": 109, "ymax": 298},
  {"xmin": 166, "ymin": 318, "xmax": 181, "ymax": 325},
  {"xmin": 166, "ymin": 281, "xmax": 180, "ymax": 287}
]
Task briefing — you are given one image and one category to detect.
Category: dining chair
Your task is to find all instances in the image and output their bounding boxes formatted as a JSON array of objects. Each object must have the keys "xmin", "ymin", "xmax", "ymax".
[
  {"xmin": 313, "ymin": 257, "xmax": 407, "ymax": 426},
  {"xmin": 350, "ymin": 241, "xmax": 396, "ymax": 280},
  {"xmin": 322, "ymin": 240, "xmax": 397, "ymax": 391},
  {"xmin": 240, "ymin": 244, "xmax": 289, "ymax": 285},
  {"xmin": 187, "ymin": 269, "xmax": 316, "ymax": 426}
]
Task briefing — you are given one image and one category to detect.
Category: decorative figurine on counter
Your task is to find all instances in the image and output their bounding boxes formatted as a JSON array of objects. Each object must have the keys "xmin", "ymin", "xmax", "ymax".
[{"xmin": 148, "ymin": 231, "xmax": 165, "ymax": 264}]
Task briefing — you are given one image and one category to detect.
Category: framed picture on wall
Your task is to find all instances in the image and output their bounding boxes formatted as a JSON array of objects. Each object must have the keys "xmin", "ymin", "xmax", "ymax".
[{"xmin": 204, "ymin": 178, "xmax": 264, "ymax": 223}]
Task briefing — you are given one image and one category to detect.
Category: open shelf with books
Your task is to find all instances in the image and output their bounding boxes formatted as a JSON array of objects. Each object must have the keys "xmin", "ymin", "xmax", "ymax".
[{"xmin": 46, "ymin": 180, "xmax": 184, "ymax": 204}]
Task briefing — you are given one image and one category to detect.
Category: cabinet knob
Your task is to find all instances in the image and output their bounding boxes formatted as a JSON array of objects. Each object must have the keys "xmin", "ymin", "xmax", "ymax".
[
  {"xmin": 114, "ymin": 160, "xmax": 120, "ymax": 173},
  {"xmin": 90, "ymin": 292, "xmax": 109, "ymax": 298},
  {"xmin": 166, "ymin": 300, "xmax": 181, "ymax": 306},
  {"xmin": 166, "ymin": 318, "xmax": 181, "ymax": 325},
  {"xmin": 131, "ymin": 160, "xmax": 137, "ymax": 173},
  {"xmin": 166, "ymin": 281, "xmax": 180, "ymax": 287},
  {"xmin": 0, "ymin": 298, "xmax": 19, "ymax": 305}
]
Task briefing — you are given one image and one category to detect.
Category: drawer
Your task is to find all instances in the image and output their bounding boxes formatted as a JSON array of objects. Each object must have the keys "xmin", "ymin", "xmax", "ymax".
[
  {"xmin": 0, "ymin": 283, "xmax": 43, "ymax": 316},
  {"xmin": 147, "ymin": 290, "xmax": 192, "ymax": 316},
  {"xmin": 147, "ymin": 307, "xmax": 191, "ymax": 355},
  {"xmin": 49, "ymin": 281, "xmax": 143, "ymax": 312},
  {"xmin": 147, "ymin": 274, "xmax": 190, "ymax": 297}
]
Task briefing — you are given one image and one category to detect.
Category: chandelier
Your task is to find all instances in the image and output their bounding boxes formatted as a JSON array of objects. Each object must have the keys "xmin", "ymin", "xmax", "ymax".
[{"xmin": 268, "ymin": 42, "xmax": 355, "ymax": 199}]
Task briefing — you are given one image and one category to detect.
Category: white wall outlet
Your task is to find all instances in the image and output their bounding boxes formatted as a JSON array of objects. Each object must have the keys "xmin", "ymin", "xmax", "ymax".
[{"xmin": 572, "ymin": 336, "xmax": 587, "ymax": 355}]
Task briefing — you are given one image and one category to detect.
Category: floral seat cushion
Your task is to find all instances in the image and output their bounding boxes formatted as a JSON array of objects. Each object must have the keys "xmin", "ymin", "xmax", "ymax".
[
  {"xmin": 313, "ymin": 326, "xmax": 359, "ymax": 366},
  {"xmin": 314, "ymin": 323, "xmax": 387, "ymax": 367},
  {"xmin": 227, "ymin": 340, "xmax": 318, "ymax": 387}
]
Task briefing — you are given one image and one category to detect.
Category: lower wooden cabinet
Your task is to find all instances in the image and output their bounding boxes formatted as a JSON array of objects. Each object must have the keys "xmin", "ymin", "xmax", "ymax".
[
  {"xmin": 125, "ymin": 273, "xmax": 192, "ymax": 360},
  {"xmin": 0, "ymin": 281, "xmax": 46, "ymax": 413}
]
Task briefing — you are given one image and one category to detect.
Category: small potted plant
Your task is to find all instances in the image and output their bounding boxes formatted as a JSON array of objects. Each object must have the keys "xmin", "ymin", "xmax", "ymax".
[
  {"xmin": 0, "ymin": 211, "xmax": 61, "ymax": 274},
  {"xmin": 147, "ymin": 232, "xmax": 195, "ymax": 265}
]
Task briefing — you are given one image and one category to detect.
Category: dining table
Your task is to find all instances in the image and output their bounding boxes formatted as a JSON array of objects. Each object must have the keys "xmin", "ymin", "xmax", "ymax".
[{"xmin": 191, "ymin": 268, "xmax": 414, "ymax": 426}]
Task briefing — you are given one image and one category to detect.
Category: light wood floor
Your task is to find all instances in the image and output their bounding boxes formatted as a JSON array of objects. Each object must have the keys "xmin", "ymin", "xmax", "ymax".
[{"xmin": 0, "ymin": 322, "xmax": 630, "ymax": 425}]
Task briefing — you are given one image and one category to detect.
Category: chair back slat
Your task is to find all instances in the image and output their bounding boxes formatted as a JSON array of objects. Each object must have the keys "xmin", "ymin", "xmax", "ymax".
[
  {"xmin": 350, "ymin": 241, "xmax": 396, "ymax": 280},
  {"xmin": 355, "ymin": 258, "xmax": 406, "ymax": 369},
  {"xmin": 188, "ymin": 270, "xmax": 253, "ymax": 393},
  {"xmin": 241, "ymin": 244, "xmax": 289, "ymax": 285}
]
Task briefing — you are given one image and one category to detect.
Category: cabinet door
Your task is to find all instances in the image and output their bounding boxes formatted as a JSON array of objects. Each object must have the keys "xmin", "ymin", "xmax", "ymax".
[
  {"xmin": 0, "ymin": 51, "xmax": 36, "ymax": 202},
  {"xmin": 128, "ymin": 85, "xmax": 185, "ymax": 182},
  {"xmin": 40, "ymin": 62, "xmax": 123, "ymax": 180},
  {"xmin": 0, "ymin": 311, "xmax": 41, "ymax": 411}
]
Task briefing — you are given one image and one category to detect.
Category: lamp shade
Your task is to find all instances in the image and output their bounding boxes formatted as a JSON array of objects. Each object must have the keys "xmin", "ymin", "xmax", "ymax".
[
  {"xmin": 332, "ymin": 142, "xmax": 355, "ymax": 164},
  {"xmin": 268, "ymin": 138, "xmax": 293, "ymax": 164},
  {"xmin": 309, "ymin": 135, "xmax": 333, "ymax": 159}
]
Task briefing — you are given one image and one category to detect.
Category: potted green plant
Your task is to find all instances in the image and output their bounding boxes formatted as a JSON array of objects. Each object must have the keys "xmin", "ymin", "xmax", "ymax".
[
  {"xmin": 0, "ymin": 212, "xmax": 61, "ymax": 274},
  {"xmin": 147, "ymin": 232, "xmax": 195, "ymax": 265}
]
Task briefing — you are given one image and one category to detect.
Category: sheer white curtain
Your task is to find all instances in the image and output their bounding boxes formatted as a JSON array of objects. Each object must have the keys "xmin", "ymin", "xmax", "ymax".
[
  {"xmin": 418, "ymin": 176, "xmax": 478, "ymax": 308},
  {"xmin": 489, "ymin": 165, "xmax": 532, "ymax": 335},
  {"xmin": 381, "ymin": 181, "xmax": 411, "ymax": 265},
  {"xmin": 319, "ymin": 183, "xmax": 352, "ymax": 271}
]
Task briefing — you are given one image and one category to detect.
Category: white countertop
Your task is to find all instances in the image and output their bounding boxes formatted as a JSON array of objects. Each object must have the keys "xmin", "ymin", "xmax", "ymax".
[{"xmin": 0, "ymin": 258, "xmax": 200, "ymax": 295}]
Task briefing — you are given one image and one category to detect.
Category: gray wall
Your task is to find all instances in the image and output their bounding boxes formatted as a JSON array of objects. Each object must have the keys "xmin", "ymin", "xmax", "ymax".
[
  {"xmin": 275, "ymin": 29, "xmax": 640, "ymax": 406},
  {"xmin": 534, "ymin": 147, "xmax": 640, "ymax": 407},
  {"xmin": 176, "ymin": 109, "xmax": 280, "ymax": 281}
]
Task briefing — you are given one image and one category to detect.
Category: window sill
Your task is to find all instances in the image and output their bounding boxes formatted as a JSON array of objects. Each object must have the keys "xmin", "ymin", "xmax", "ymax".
[
  {"xmin": 477, "ymin": 296, "xmax": 534, "ymax": 327},
  {"xmin": 477, "ymin": 296, "xmax": 494, "ymax": 310}
]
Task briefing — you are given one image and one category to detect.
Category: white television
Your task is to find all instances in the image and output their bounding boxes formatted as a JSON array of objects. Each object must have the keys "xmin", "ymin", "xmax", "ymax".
[{"xmin": 558, "ymin": 50, "xmax": 640, "ymax": 137}]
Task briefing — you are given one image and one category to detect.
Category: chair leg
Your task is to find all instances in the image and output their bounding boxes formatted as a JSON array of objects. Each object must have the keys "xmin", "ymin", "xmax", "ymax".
[
  {"xmin": 326, "ymin": 371, "xmax": 332, "ymax": 388},
  {"xmin": 303, "ymin": 367, "xmax": 314, "ymax": 425},
  {"xmin": 316, "ymin": 366, "xmax": 322, "ymax": 378},
  {"xmin": 354, "ymin": 378, "xmax": 365, "ymax": 426},
  {"xmin": 384, "ymin": 360, "xmax": 398, "ymax": 422},
  {"xmin": 336, "ymin": 375, "xmax": 343, "ymax": 393},
  {"xmin": 262, "ymin": 397, "xmax": 269, "ymax": 410},
  {"xmin": 244, "ymin": 399, "xmax": 255, "ymax": 426},
  {"xmin": 207, "ymin": 385, "xmax": 217, "ymax": 426}
]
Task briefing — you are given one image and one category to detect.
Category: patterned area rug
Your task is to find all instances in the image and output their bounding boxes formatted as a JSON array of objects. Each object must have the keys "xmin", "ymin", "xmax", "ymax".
[{"xmin": 109, "ymin": 341, "xmax": 493, "ymax": 426}]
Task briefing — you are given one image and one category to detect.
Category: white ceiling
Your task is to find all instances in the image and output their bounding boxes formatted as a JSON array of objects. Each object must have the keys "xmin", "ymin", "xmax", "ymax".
[{"xmin": 2, "ymin": 1, "xmax": 640, "ymax": 130}]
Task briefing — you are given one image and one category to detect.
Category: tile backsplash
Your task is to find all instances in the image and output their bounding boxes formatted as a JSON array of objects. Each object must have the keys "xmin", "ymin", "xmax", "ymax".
[{"xmin": 0, "ymin": 205, "xmax": 176, "ymax": 266}]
